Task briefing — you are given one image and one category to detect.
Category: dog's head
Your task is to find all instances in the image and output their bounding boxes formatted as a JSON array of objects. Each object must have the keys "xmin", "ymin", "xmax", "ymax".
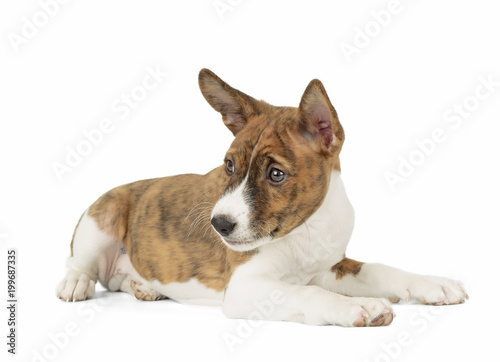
[{"xmin": 199, "ymin": 69, "xmax": 345, "ymax": 252}]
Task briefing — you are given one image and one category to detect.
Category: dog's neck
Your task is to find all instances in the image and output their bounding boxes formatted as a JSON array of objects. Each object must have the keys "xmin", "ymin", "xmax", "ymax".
[{"xmin": 251, "ymin": 171, "xmax": 355, "ymax": 283}]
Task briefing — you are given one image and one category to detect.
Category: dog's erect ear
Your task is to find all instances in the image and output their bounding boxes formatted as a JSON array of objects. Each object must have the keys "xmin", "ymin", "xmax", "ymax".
[
  {"xmin": 298, "ymin": 79, "xmax": 344, "ymax": 154},
  {"xmin": 199, "ymin": 69, "xmax": 260, "ymax": 136}
]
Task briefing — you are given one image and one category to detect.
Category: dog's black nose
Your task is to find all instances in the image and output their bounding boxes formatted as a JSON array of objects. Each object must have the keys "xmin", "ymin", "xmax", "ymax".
[{"xmin": 211, "ymin": 215, "xmax": 236, "ymax": 237}]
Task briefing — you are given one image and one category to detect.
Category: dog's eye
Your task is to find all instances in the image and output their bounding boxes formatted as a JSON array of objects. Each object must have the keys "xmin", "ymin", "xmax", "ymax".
[
  {"xmin": 225, "ymin": 159, "xmax": 235, "ymax": 175},
  {"xmin": 269, "ymin": 168, "xmax": 285, "ymax": 183}
]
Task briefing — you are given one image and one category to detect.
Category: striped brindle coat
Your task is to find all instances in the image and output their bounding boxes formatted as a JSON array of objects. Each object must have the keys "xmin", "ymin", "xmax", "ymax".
[{"xmin": 57, "ymin": 69, "xmax": 467, "ymax": 326}]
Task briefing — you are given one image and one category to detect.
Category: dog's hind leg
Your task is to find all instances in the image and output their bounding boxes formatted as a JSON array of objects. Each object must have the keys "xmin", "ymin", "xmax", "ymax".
[
  {"xmin": 56, "ymin": 212, "xmax": 165, "ymax": 302},
  {"xmin": 108, "ymin": 252, "xmax": 167, "ymax": 301},
  {"xmin": 56, "ymin": 209, "xmax": 124, "ymax": 302},
  {"xmin": 56, "ymin": 183, "xmax": 167, "ymax": 302},
  {"xmin": 123, "ymin": 279, "xmax": 167, "ymax": 301},
  {"xmin": 57, "ymin": 184, "xmax": 137, "ymax": 302}
]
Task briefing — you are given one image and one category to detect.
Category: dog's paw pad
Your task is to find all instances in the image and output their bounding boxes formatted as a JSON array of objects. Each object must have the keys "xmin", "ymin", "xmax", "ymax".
[
  {"xmin": 388, "ymin": 297, "xmax": 401, "ymax": 304},
  {"xmin": 353, "ymin": 310, "xmax": 369, "ymax": 327}
]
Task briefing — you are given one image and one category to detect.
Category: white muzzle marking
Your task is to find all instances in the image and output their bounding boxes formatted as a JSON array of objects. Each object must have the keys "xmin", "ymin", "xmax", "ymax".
[{"xmin": 211, "ymin": 177, "xmax": 271, "ymax": 251}]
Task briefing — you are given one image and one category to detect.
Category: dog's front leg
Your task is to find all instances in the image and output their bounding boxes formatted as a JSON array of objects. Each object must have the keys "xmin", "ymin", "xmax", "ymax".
[
  {"xmin": 223, "ymin": 275, "xmax": 394, "ymax": 326},
  {"xmin": 310, "ymin": 258, "xmax": 468, "ymax": 305}
]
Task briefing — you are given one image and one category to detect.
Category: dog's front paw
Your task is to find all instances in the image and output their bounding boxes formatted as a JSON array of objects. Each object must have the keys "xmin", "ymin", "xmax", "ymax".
[
  {"xmin": 401, "ymin": 275, "xmax": 468, "ymax": 305},
  {"xmin": 303, "ymin": 295, "xmax": 394, "ymax": 327},
  {"xmin": 349, "ymin": 297, "xmax": 395, "ymax": 327},
  {"xmin": 323, "ymin": 297, "xmax": 394, "ymax": 327}
]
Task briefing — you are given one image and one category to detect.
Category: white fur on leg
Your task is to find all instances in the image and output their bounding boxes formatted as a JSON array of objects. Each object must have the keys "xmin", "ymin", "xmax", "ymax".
[
  {"xmin": 57, "ymin": 210, "xmax": 123, "ymax": 302},
  {"xmin": 223, "ymin": 274, "xmax": 394, "ymax": 327},
  {"xmin": 56, "ymin": 270, "xmax": 95, "ymax": 302},
  {"xmin": 311, "ymin": 263, "xmax": 468, "ymax": 305}
]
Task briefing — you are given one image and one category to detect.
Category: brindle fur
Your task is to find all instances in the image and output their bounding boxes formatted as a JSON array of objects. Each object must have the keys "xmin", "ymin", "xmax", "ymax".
[
  {"xmin": 86, "ymin": 69, "xmax": 347, "ymax": 292},
  {"xmin": 331, "ymin": 256, "xmax": 364, "ymax": 280}
]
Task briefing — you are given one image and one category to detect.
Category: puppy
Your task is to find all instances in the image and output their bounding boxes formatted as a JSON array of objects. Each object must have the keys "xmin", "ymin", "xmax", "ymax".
[{"xmin": 56, "ymin": 69, "xmax": 467, "ymax": 326}]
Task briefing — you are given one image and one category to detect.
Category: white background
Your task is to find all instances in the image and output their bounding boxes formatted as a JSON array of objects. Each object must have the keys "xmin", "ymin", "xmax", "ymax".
[{"xmin": 1, "ymin": 1, "xmax": 499, "ymax": 361}]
